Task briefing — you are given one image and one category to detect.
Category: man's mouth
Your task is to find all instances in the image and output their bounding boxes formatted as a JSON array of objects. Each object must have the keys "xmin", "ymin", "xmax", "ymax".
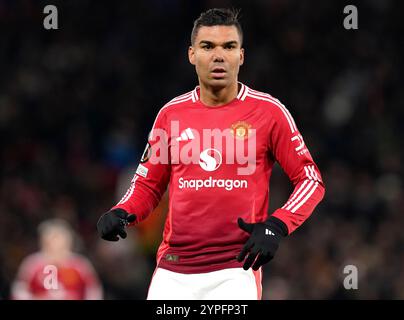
[{"xmin": 211, "ymin": 67, "xmax": 226, "ymax": 78}]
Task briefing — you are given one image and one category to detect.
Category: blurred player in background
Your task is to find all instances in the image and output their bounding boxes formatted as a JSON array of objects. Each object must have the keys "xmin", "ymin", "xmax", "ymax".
[
  {"xmin": 97, "ymin": 8, "xmax": 325, "ymax": 299},
  {"xmin": 11, "ymin": 219, "xmax": 102, "ymax": 300}
]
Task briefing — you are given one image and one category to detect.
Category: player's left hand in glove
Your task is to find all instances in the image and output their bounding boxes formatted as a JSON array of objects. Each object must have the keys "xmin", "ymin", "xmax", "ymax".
[
  {"xmin": 97, "ymin": 208, "xmax": 136, "ymax": 241},
  {"xmin": 237, "ymin": 216, "xmax": 288, "ymax": 270}
]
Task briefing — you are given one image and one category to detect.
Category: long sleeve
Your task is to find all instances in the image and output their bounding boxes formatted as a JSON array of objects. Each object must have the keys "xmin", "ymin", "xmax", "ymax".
[
  {"xmin": 267, "ymin": 99, "xmax": 325, "ymax": 234},
  {"xmin": 112, "ymin": 108, "xmax": 171, "ymax": 224}
]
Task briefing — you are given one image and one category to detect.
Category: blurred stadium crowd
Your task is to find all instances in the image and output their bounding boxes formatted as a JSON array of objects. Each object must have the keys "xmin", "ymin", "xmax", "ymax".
[{"xmin": 0, "ymin": 0, "xmax": 403, "ymax": 299}]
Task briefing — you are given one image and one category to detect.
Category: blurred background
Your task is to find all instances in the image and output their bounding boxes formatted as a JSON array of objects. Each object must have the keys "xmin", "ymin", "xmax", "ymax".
[{"xmin": 0, "ymin": 0, "xmax": 403, "ymax": 299}]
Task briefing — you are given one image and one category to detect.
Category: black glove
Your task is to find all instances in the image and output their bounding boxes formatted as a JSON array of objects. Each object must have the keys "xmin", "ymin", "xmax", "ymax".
[
  {"xmin": 97, "ymin": 208, "xmax": 136, "ymax": 241},
  {"xmin": 237, "ymin": 216, "xmax": 288, "ymax": 270}
]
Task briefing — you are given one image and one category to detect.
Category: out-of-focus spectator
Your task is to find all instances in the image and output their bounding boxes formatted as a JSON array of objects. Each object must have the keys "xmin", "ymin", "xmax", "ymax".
[
  {"xmin": 11, "ymin": 219, "xmax": 103, "ymax": 300},
  {"xmin": 93, "ymin": 231, "xmax": 151, "ymax": 300}
]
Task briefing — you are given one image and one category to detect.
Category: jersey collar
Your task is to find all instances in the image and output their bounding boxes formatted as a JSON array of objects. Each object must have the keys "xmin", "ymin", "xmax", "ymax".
[{"xmin": 191, "ymin": 82, "xmax": 249, "ymax": 103}]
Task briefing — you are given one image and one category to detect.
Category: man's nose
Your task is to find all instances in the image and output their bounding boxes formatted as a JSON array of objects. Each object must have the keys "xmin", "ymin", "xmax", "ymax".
[
  {"xmin": 212, "ymin": 47, "xmax": 225, "ymax": 62},
  {"xmin": 213, "ymin": 56, "xmax": 224, "ymax": 62}
]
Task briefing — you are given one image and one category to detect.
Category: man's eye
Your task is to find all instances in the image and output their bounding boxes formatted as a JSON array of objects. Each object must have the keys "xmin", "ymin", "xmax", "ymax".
[
  {"xmin": 225, "ymin": 45, "xmax": 235, "ymax": 50},
  {"xmin": 202, "ymin": 45, "xmax": 212, "ymax": 50}
]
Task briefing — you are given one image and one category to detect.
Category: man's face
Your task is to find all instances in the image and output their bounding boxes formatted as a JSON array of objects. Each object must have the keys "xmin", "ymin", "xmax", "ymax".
[
  {"xmin": 41, "ymin": 227, "xmax": 73, "ymax": 255},
  {"xmin": 189, "ymin": 25, "xmax": 244, "ymax": 88}
]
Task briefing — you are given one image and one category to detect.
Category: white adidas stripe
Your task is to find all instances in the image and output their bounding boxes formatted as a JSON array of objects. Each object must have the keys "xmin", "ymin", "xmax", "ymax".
[
  {"xmin": 186, "ymin": 128, "xmax": 194, "ymax": 139},
  {"xmin": 168, "ymin": 94, "xmax": 193, "ymax": 106},
  {"xmin": 171, "ymin": 91, "xmax": 193, "ymax": 101},
  {"xmin": 149, "ymin": 95, "xmax": 193, "ymax": 139},
  {"xmin": 117, "ymin": 175, "xmax": 139, "ymax": 205},
  {"xmin": 304, "ymin": 166, "xmax": 314, "ymax": 180},
  {"xmin": 246, "ymin": 94, "xmax": 295, "ymax": 133},
  {"xmin": 290, "ymin": 182, "xmax": 319, "ymax": 213},
  {"xmin": 282, "ymin": 165, "xmax": 321, "ymax": 211},
  {"xmin": 247, "ymin": 91, "xmax": 297, "ymax": 133},
  {"xmin": 304, "ymin": 165, "xmax": 321, "ymax": 181},
  {"xmin": 285, "ymin": 180, "xmax": 315, "ymax": 211},
  {"xmin": 308, "ymin": 165, "xmax": 321, "ymax": 181},
  {"xmin": 309, "ymin": 166, "xmax": 315, "ymax": 180},
  {"xmin": 283, "ymin": 168, "xmax": 311, "ymax": 209},
  {"xmin": 117, "ymin": 187, "xmax": 131, "ymax": 205},
  {"xmin": 282, "ymin": 179, "xmax": 309, "ymax": 209},
  {"xmin": 176, "ymin": 128, "xmax": 195, "ymax": 141}
]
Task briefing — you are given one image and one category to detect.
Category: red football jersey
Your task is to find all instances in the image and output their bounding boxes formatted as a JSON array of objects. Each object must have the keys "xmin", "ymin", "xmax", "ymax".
[
  {"xmin": 11, "ymin": 252, "xmax": 102, "ymax": 300},
  {"xmin": 113, "ymin": 83, "xmax": 325, "ymax": 273}
]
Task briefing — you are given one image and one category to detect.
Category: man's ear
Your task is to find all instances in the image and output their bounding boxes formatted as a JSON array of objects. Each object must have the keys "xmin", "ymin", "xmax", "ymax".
[
  {"xmin": 188, "ymin": 46, "xmax": 195, "ymax": 65},
  {"xmin": 240, "ymin": 47, "xmax": 244, "ymax": 66}
]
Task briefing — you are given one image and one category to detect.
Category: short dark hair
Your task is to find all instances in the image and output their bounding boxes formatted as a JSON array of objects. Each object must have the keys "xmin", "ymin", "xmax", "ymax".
[{"xmin": 191, "ymin": 8, "xmax": 243, "ymax": 46}]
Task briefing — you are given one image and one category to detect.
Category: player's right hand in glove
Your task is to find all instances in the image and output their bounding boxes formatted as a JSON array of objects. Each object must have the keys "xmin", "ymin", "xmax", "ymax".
[{"xmin": 97, "ymin": 208, "xmax": 136, "ymax": 241}]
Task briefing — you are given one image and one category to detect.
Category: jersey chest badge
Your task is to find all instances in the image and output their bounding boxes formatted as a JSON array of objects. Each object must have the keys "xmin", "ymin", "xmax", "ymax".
[{"xmin": 231, "ymin": 121, "xmax": 252, "ymax": 140}]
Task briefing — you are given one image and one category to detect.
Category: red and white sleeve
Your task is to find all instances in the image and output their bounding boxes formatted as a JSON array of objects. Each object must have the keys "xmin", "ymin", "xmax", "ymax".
[
  {"xmin": 267, "ymin": 98, "xmax": 325, "ymax": 234},
  {"xmin": 112, "ymin": 108, "xmax": 171, "ymax": 224}
]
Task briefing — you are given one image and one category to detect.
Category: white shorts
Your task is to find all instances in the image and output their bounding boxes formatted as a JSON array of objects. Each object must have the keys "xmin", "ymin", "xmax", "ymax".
[{"xmin": 147, "ymin": 267, "xmax": 262, "ymax": 300}]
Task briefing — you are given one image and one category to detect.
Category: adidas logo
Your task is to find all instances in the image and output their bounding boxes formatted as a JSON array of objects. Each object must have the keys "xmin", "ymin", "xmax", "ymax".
[
  {"xmin": 265, "ymin": 229, "xmax": 275, "ymax": 236},
  {"xmin": 176, "ymin": 128, "xmax": 195, "ymax": 141}
]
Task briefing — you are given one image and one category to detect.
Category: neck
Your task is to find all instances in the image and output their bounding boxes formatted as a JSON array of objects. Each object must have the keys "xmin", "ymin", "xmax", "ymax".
[
  {"xmin": 43, "ymin": 249, "xmax": 71, "ymax": 262},
  {"xmin": 199, "ymin": 81, "xmax": 239, "ymax": 107}
]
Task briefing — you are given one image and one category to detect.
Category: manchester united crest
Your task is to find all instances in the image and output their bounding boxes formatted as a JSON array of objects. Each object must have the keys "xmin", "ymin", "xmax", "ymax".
[{"xmin": 231, "ymin": 121, "xmax": 252, "ymax": 140}]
